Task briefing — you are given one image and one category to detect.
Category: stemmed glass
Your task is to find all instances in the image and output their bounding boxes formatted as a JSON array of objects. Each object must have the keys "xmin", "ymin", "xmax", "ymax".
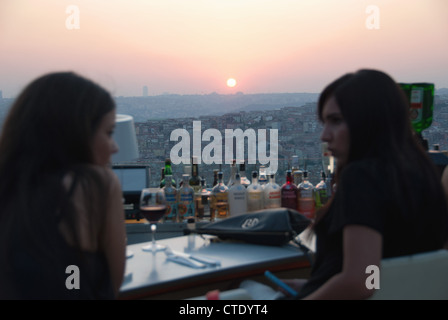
[{"xmin": 140, "ymin": 188, "xmax": 167, "ymax": 252}]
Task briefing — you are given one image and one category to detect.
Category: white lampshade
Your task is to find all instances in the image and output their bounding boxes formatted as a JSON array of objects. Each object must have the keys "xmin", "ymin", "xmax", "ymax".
[{"xmin": 112, "ymin": 114, "xmax": 139, "ymax": 163}]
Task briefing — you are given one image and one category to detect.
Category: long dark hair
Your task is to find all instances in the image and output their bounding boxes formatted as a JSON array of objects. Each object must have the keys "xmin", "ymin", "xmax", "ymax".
[
  {"xmin": 0, "ymin": 72, "xmax": 115, "ymax": 271},
  {"xmin": 316, "ymin": 69, "xmax": 445, "ymax": 222},
  {"xmin": 0, "ymin": 72, "xmax": 114, "ymax": 178}
]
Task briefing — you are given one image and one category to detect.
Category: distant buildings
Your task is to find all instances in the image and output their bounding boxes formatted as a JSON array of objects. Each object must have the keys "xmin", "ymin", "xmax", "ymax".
[
  {"xmin": 133, "ymin": 103, "xmax": 325, "ymax": 186},
  {"xmin": 0, "ymin": 90, "xmax": 2, "ymax": 100},
  {"xmin": 142, "ymin": 86, "xmax": 148, "ymax": 97},
  {"xmin": 126, "ymin": 93, "xmax": 448, "ymax": 187}
]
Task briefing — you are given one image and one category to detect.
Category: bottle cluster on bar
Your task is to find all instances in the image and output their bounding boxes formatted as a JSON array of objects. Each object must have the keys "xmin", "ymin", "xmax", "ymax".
[{"xmin": 157, "ymin": 157, "xmax": 334, "ymax": 223}]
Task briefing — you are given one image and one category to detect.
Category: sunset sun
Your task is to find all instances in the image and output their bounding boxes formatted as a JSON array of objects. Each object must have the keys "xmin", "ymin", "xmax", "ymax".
[{"xmin": 226, "ymin": 78, "xmax": 237, "ymax": 88}]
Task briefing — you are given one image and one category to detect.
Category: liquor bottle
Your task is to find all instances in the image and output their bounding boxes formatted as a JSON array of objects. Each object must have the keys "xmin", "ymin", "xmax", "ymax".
[
  {"xmin": 211, "ymin": 172, "xmax": 229, "ymax": 219},
  {"xmin": 160, "ymin": 158, "xmax": 177, "ymax": 188},
  {"xmin": 179, "ymin": 164, "xmax": 191, "ymax": 188},
  {"xmin": 198, "ymin": 178, "xmax": 211, "ymax": 221},
  {"xmin": 258, "ymin": 165, "xmax": 267, "ymax": 187},
  {"xmin": 314, "ymin": 171, "xmax": 328, "ymax": 210},
  {"xmin": 399, "ymin": 82, "xmax": 434, "ymax": 134},
  {"xmin": 210, "ymin": 170, "xmax": 219, "ymax": 221},
  {"xmin": 281, "ymin": 170, "xmax": 298, "ymax": 210},
  {"xmin": 228, "ymin": 173, "xmax": 248, "ymax": 216},
  {"xmin": 189, "ymin": 156, "xmax": 201, "ymax": 194},
  {"xmin": 239, "ymin": 160, "xmax": 251, "ymax": 188},
  {"xmin": 291, "ymin": 155, "xmax": 303, "ymax": 186},
  {"xmin": 247, "ymin": 171, "xmax": 264, "ymax": 212},
  {"xmin": 178, "ymin": 174, "xmax": 195, "ymax": 221},
  {"xmin": 263, "ymin": 173, "xmax": 281, "ymax": 209},
  {"xmin": 227, "ymin": 159, "xmax": 237, "ymax": 188},
  {"xmin": 163, "ymin": 175, "xmax": 178, "ymax": 222},
  {"xmin": 297, "ymin": 170, "xmax": 315, "ymax": 219},
  {"xmin": 194, "ymin": 178, "xmax": 205, "ymax": 221}
]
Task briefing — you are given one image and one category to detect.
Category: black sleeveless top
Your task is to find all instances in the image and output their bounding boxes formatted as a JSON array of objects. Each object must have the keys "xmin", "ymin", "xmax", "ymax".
[
  {"xmin": 1, "ymin": 172, "xmax": 115, "ymax": 299},
  {"xmin": 295, "ymin": 159, "xmax": 448, "ymax": 299},
  {"xmin": 6, "ymin": 233, "xmax": 115, "ymax": 299}
]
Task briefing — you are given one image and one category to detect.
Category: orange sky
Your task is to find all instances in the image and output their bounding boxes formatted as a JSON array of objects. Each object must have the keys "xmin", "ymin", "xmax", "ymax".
[{"xmin": 1, "ymin": 0, "xmax": 447, "ymax": 97}]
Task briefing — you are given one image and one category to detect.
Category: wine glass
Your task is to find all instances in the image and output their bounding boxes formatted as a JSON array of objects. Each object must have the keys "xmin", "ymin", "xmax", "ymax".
[{"xmin": 140, "ymin": 188, "xmax": 167, "ymax": 252}]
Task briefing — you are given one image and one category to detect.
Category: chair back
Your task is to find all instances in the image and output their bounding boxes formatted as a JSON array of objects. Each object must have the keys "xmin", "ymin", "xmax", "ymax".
[{"xmin": 369, "ymin": 249, "xmax": 448, "ymax": 300}]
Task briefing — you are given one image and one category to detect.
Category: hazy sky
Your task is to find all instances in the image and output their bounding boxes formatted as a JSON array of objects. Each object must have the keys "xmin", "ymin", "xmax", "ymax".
[{"xmin": 1, "ymin": 0, "xmax": 447, "ymax": 97}]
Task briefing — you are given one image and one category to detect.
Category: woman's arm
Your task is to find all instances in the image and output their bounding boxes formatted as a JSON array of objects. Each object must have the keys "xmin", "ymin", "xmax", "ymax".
[
  {"xmin": 101, "ymin": 169, "xmax": 126, "ymax": 297},
  {"xmin": 304, "ymin": 225, "xmax": 382, "ymax": 300}
]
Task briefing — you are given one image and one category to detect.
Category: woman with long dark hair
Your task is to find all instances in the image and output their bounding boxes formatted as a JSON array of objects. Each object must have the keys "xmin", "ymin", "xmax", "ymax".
[
  {"xmin": 284, "ymin": 69, "xmax": 448, "ymax": 299},
  {"xmin": 0, "ymin": 72, "xmax": 126, "ymax": 299}
]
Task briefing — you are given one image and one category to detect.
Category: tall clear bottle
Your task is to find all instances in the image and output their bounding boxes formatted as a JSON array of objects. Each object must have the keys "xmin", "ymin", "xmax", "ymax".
[
  {"xmin": 247, "ymin": 171, "xmax": 264, "ymax": 212},
  {"xmin": 239, "ymin": 160, "xmax": 251, "ymax": 188},
  {"xmin": 258, "ymin": 165, "xmax": 268, "ymax": 187},
  {"xmin": 163, "ymin": 175, "xmax": 178, "ymax": 222},
  {"xmin": 189, "ymin": 156, "xmax": 201, "ymax": 217},
  {"xmin": 227, "ymin": 160, "xmax": 237, "ymax": 188},
  {"xmin": 178, "ymin": 174, "xmax": 195, "ymax": 221},
  {"xmin": 194, "ymin": 179, "xmax": 202, "ymax": 220},
  {"xmin": 314, "ymin": 171, "xmax": 328, "ymax": 211},
  {"xmin": 281, "ymin": 170, "xmax": 298, "ymax": 210},
  {"xmin": 291, "ymin": 155, "xmax": 303, "ymax": 186},
  {"xmin": 179, "ymin": 163, "xmax": 191, "ymax": 188},
  {"xmin": 198, "ymin": 178, "xmax": 211, "ymax": 221},
  {"xmin": 189, "ymin": 156, "xmax": 201, "ymax": 194},
  {"xmin": 297, "ymin": 170, "xmax": 315, "ymax": 219},
  {"xmin": 228, "ymin": 173, "xmax": 247, "ymax": 216},
  {"xmin": 211, "ymin": 172, "xmax": 229, "ymax": 219},
  {"xmin": 160, "ymin": 158, "xmax": 177, "ymax": 188},
  {"xmin": 263, "ymin": 173, "xmax": 281, "ymax": 209}
]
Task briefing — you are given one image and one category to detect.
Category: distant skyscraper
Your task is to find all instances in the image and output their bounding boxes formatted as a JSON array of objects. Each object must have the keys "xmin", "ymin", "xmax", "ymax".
[
  {"xmin": 142, "ymin": 86, "xmax": 148, "ymax": 97},
  {"xmin": 0, "ymin": 90, "xmax": 2, "ymax": 99}
]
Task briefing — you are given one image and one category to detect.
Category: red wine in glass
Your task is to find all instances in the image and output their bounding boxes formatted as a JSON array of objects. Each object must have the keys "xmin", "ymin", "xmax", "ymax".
[
  {"xmin": 140, "ymin": 205, "xmax": 167, "ymax": 223},
  {"xmin": 140, "ymin": 188, "xmax": 167, "ymax": 252}
]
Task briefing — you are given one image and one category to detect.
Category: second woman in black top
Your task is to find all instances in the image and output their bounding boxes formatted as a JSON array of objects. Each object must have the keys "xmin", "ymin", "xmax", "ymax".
[{"xmin": 285, "ymin": 69, "xmax": 448, "ymax": 299}]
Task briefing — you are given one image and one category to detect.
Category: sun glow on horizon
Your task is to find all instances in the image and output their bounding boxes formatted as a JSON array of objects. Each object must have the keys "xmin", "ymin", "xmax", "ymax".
[
  {"xmin": 226, "ymin": 78, "xmax": 237, "ymax": 88},
  {"xmin": 0, "ymin": 1, "xmax": 447, "ymax": 97}
]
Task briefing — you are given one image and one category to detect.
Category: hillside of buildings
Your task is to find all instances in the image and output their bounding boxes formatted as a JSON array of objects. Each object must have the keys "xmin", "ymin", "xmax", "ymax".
[
  {"xmin": 1, "ymin": 90, "xmax": 448, "ymax": 187},
  {"xmin": 114, "ymin": 92, "xmax": 319, "ymax": 122},
  {"xmin": 128, "ymin": 91, "xmax": 448, "ymax": 187}
]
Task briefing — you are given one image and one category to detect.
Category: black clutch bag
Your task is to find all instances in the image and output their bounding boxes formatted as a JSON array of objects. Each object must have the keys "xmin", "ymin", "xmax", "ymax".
[{"xmin": 186, "ymin": 208, "xmax": 311, "ymax": 246}]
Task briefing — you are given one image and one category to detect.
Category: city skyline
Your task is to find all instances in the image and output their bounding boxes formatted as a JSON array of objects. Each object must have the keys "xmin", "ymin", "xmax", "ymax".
[
  {"xmin": 128, "ymin": 92, "xmax": 448, "ymax": 187},
  {"xmin": 1, "ymin": 1, "xmax": 448, "ymax": 98}
]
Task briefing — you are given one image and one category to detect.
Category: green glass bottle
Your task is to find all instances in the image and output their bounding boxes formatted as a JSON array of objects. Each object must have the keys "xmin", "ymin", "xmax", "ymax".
[
  {"xmin": 399, "ymin": 83, "xmax": 434, "ymax": 133},
  {"xmin": 160, "ymin": 158, "xmax": 177, "ymax": 188}
]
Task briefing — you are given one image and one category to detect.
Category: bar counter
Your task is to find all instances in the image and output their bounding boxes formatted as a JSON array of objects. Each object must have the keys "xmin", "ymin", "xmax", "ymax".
[{"xmin": 119, "ymin": 233, "xmax": 312, "ymax": 300}]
